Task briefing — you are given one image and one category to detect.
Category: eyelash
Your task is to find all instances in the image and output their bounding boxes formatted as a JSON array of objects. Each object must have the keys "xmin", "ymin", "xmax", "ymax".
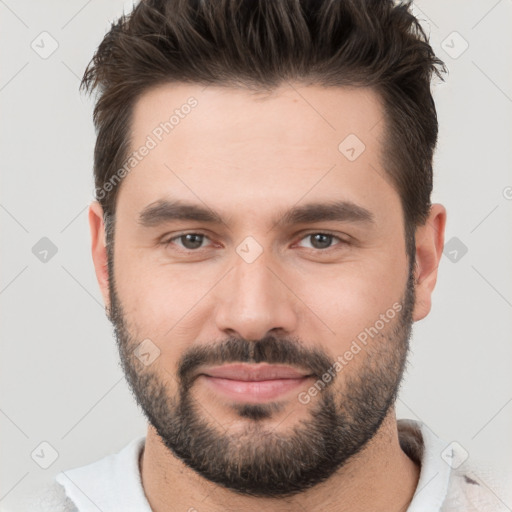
[{"xmin": 161, "ymin": 231, "xmax": 349, "ymax": 252}]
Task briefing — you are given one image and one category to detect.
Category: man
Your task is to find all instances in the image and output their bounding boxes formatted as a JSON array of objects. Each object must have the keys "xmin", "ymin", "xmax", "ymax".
[{"xmin": 35, "ymin": 0, "xmax": 507, "ymax": 510}]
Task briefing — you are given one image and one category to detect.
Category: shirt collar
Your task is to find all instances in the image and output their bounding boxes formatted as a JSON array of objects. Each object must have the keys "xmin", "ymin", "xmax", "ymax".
[
  {"xmin": 56, "ymin": 436, "xmax": 151, "ymax": 512},
  {"xmin": 398, "ymin": 419, "xmax": 452, "ymax": 511},
  {"xmin": 56, "ymin": 419, "xmax": 451, "ymax": 511}
]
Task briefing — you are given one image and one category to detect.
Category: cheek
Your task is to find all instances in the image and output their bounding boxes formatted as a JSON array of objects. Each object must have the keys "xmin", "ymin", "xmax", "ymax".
[
  {"xmin": 113, "ymin": 245, "xmax": 219, "ymax": 348},
  {"xmin": 293, "ymin": 253, "xmax": 408, "ymax": 346}
]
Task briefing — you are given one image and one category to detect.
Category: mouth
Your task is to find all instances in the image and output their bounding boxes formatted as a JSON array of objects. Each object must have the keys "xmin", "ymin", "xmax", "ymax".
[{"xmin": 197, "ymin": 363, "xmax": 314, "ymax": 403}]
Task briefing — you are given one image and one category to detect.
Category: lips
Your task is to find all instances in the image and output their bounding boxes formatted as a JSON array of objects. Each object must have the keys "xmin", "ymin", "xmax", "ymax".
[
  {"xmin": 196, "ymin": 364, "xmax": 314, "ymax": 403},
  {"xmin": 200, "ymin": 363, "xmax": 311, "ymax": 381}
]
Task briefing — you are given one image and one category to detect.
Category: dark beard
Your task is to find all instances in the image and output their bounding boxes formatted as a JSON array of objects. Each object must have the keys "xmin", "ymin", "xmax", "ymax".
[{"xmin": 108, "ymin": 258, "xmax": 415, "ymax": 498}]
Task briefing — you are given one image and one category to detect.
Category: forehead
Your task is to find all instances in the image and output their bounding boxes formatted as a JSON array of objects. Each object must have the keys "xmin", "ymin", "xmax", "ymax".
[
  {"xmin": 131, "ymin": 82, "xmax": 383, "ymax": 152},
  {"xmin": 117, "ymin": 82, "xmax": 397, "ymax": 222}
]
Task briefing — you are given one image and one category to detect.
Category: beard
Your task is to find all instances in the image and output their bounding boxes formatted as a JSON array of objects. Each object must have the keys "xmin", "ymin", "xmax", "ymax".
[{"xmin": 107, "ymin": 250, "xmax": 415, "ymax": 498}]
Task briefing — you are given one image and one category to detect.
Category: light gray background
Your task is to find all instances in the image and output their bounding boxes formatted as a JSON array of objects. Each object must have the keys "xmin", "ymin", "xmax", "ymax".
[{"xmin": 1, "ymin": 0, "xmax": 511, "ymax": 510}]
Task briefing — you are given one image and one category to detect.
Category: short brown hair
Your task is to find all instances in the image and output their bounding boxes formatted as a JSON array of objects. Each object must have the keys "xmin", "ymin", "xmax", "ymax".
[{"xmin": 81, "ymin": 0, "xmax": 446, "ymax": 257}]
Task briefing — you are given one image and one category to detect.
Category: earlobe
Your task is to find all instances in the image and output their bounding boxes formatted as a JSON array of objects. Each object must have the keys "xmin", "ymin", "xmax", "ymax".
[
  {"xmin": 412, "ymin": 204, "xmax": 447, "ymax": 322},
  {"xmin": 89, "ymin": 201, "xmax": 111, "ymax": 313}
]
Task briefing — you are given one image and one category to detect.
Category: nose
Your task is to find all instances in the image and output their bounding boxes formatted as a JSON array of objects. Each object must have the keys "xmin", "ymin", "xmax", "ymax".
[{"xmin": 213, "ymin": 252, "xmax": 299, "ymax": 341}]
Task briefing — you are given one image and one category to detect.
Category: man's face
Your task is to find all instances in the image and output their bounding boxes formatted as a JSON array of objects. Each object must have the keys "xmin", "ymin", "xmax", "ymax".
[{"xmin": 106, "ymin": 83, "xmax": 415, "ymax": 496}]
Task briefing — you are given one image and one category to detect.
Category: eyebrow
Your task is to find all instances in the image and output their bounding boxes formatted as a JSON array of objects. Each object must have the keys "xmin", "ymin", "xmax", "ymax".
[{"xmin": 137, "ymin": 199, "xmax": 375, "ymax": 229}]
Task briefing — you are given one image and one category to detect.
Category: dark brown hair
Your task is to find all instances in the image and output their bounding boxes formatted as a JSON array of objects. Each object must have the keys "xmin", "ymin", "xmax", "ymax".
[{"xmin": 81, "ymin": 0, "xmax": 446, "ymax": 258}]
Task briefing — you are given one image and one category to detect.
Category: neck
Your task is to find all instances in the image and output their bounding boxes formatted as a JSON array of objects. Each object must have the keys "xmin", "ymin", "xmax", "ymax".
[{"xmin": 140, "ymin": 409, "xmax": 420, "ymax": 512}]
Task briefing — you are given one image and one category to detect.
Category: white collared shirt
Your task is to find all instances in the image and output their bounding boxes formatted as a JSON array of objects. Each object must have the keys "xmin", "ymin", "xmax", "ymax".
[{"xmin": 27, "ymin": 419, "xmax": 510, "ymax": 511}]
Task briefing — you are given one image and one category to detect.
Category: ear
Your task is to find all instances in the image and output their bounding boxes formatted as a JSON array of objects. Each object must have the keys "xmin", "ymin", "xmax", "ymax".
[
  {"xmin": 412, "ymin": 203, "xmax": 447, "ymax": 322},
  {"xmin": 89, "ymin": 201, "xmax": 111, "ymax": 314}
]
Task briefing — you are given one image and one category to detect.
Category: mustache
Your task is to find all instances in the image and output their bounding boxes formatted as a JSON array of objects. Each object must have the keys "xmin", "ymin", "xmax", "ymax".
[{"xmin": 178, "ymin": 335, "xmax": 334, "ymax": 388}]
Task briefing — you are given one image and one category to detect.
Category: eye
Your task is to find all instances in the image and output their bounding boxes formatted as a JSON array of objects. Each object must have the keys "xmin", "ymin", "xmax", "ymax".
[
  {"xmin": 162, "ymin": 231, "xmax": 347, "ymax": 253},
  {"xmin": 296, "ymin": 232, "xmax": 345, "ymax": 250},
  {"xmin": 164, "ymin": 233, "xmax": 212, "ymax": 250}
]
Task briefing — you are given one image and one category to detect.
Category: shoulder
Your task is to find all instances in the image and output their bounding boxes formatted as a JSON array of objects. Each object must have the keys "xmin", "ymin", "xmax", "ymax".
[
  {"xmin": 397, "ymin": 419, "xmax": 511, "ymax": 512},
  {"xmin": 442, "ymin": 461, "xmax": 512, "ymax": 512},
  {"xmin": 12, "ymin": 480, "xmax": 78, "ymax": 512},
  {"xmin": 16, "ymin": 436, "xmax": 147, "ymax": 512}
]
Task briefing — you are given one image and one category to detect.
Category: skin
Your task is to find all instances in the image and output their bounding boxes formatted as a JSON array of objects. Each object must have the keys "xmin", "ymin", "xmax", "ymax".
[{"xmin": 89, "ymin": 83, "xmax": 446, "ymax": 511}]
